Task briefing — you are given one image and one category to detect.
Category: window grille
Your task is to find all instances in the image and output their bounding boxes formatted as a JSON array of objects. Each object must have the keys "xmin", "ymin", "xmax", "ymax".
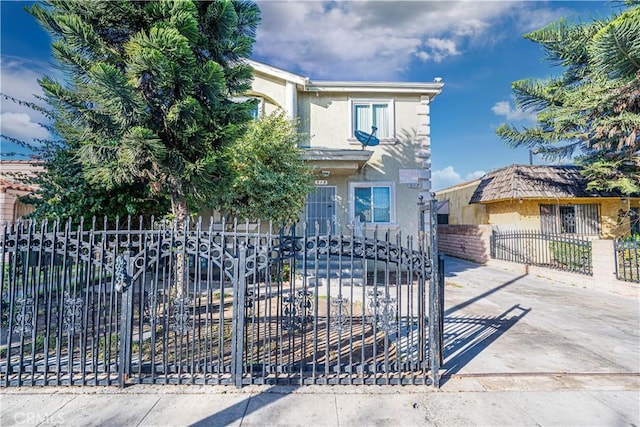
[{"xmin": 539, "ymin": 204, "xmax": 600, "ymax": 235}]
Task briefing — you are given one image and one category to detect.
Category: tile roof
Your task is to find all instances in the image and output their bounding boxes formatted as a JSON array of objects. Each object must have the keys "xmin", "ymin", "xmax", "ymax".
[
  {"xmin": 469, "ymin": 164, "xmax": 629, "ymax": 203},
  {"xmin": 0, "ymin": 178, "xmax": 36, "ymax": 193}
]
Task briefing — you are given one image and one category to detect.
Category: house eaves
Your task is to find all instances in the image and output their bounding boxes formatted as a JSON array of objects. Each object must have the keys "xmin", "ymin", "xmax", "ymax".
[
  {"xmin": 248, "ymin": 59, "xmax": 444, "ymax": 97},
  {"xmin": 305, "ymin": 81, "xmax": 444, "ymax": 96},
  {"xmin": 247, "ymin": 60, "xmax": 308, "ymax": 86}
]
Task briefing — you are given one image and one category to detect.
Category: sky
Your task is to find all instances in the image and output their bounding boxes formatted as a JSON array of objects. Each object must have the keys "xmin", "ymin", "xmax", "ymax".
[{"xmin": 0, "ymin": 0, "xmax": 620, "ymax": 190}]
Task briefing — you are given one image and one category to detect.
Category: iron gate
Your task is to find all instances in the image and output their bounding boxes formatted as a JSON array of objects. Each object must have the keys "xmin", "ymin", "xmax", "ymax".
[{"xmin": 1, "ymin": 213, "xmax": 442, "ymax": 388}]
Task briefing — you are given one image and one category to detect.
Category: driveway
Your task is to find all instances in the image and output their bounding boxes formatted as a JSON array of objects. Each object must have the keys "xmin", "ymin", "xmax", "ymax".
[{"xmin": 440, "ymin": 256, "xmax": 640, "ymax": 388}]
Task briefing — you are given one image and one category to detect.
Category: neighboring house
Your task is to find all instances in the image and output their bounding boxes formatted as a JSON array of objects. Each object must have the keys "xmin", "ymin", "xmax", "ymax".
[
  {"xmin": 0, "ymin": 160, "xmax": 42, "ymax": 223},
  {"xmin": 203, "ymin": 60, "xmax": 444, "ymax": 237},
  {"xmin": 436, "ymin": 164, "xmax": 640, "ymax": 239}
]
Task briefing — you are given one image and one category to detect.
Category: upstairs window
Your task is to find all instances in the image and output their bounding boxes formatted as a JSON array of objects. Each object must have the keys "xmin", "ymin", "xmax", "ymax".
[
  {"xmin": 351, "ymin": 100, "xmax": 394, "ymax": 140},
  {"xmin": 540, "ymin": 204, "xmax": 600, "ymax": 235}
]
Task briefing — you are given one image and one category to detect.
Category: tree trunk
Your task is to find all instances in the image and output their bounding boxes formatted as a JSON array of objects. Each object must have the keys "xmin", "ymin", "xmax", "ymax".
[{"xmin": 171, "ymin": 192, "xmax": 189, "ymax": 299}]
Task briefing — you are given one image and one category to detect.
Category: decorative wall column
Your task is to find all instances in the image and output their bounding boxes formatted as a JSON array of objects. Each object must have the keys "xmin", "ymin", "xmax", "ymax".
[
  {"xmin": 285, "ymin": 80, "xmax": 297, "ymax": 119},
  {"xmin": 416, "ymin": 95, "xmax": 432, "ymax": 200}
]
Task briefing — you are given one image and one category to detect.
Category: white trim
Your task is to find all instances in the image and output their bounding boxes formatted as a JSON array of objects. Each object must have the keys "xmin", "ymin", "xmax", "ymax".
[
  {"xmin": 247, "ymin": 60, "xmax": 308, "ymax": 86},
  {"xmin": 349, "ymin": 98, "xmax": 396, "ymax": 143},
  {"xmin": 348, "ymin": 181, "xmax": 397, "ymax": 226},
  {"xmin": 307, "ymin": 81, "xmax": 444, "ymax": 95},
  {"xmin": 247, "ymin": 60, "xmax": 444, "ymax": 98}
]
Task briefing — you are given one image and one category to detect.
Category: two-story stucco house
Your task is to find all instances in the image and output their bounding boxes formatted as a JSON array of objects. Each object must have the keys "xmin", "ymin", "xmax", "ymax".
[{"xmin": 240, "ymin": 60, "xmax": 443, "ymax": 237}]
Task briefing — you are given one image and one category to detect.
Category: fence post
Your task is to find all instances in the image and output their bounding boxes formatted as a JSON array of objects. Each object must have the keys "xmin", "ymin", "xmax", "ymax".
[
  {"xmin": 438, "ymin": 253, "xmax": 445, "ymax": 366},
  {"xmin": 428, "ymin": 197, "xmax": 442, "ymax": 388},
  {"xmin": 116, "ymin": 251, "xmax": 133, "ymax": 388},
  {"xmin": 231, "ymin": 244, "xmax": 247, "ymax": 388}
]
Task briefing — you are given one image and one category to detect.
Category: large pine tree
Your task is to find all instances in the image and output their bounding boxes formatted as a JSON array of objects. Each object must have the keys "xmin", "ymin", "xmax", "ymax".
[
  {"xmin": 497, "ymin": 2, "xmax": 640, "ymax": 195},
  {"xmin": 27, "ymin": 0, "xmax": 262, "ymax": 224}
]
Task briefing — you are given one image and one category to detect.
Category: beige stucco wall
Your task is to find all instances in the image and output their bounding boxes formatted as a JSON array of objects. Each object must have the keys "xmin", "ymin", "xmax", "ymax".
[
  {"xmin": 601, "ymin": 197, "xmax": 640, "ymax": 238},
  {"xmin": 485, "ymin": 197, "xmax": 640, "ymax": 238},
  {"xmin": 298, "ymin": 91, "xmax": 428, "ymax": 236},
  {"xmin": 248, "ymin": 72, "xmax": 287, "ymax": 115},
  {"xmin": 486, "ymin": 199, "xmax": 540, "ymax": 230},
  {"xmin": 435, "ymin": 180, "xmax": 487, "ymax": 225}
]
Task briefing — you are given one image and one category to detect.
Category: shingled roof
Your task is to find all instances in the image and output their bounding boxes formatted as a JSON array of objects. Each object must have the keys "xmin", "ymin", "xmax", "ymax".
[{"xmin": 469, "ymin": 165, "xmax": 627, "ymax": 204}]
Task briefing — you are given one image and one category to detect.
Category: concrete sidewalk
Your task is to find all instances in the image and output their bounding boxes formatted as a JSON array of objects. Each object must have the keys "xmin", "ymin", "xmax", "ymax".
[{"xmin": 2, "ymin": 257, "xmax": 639, "ymax": 426}]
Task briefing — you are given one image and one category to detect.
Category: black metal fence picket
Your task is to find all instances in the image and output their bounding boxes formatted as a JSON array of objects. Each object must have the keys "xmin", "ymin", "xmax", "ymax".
[
  {"xmin": 1, "ymin": 214, "xmax": 442, "ymax": 388},
  {"xmin": 490, "ymin": 230, "xmax": 592, "ymax": 275}
]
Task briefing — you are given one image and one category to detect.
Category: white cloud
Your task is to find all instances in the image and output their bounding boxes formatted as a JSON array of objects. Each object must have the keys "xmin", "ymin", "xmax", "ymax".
[
  {"xmin": 0, "ymin": 112, "xmax": 50, "ymax": 140},
  {"xmin": 432, "ymin": 166, "xmax": 485, "ymax": 191},
  {"xmin": 0, "ymin": 56, "xmax": 54, "ymax": 143},
  {"xmin": 416, "ymin": 38, "xmax": 460, "ymax": 63},
  {"xmin": 254, "ymin": 0, "xmax": 522, "ymax": 79},
  {"xmin": 513, "ymin": 5, "xmax": 573, "ymax": 33},
  {"xmin": 491, "ymin": 100, "xmax": 537, "ymax": 122}
]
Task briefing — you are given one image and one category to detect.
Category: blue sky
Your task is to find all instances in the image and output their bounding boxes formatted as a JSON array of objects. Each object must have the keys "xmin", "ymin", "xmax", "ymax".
[{"xmin": 0, "ymin": 1, "xmax": 619, "ymax": 189}]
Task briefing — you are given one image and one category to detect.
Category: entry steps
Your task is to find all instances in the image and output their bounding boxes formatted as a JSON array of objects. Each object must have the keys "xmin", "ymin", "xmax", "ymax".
[{"xmin": 294, "ymin": 254, "xmax": 365, "ymax": 287}]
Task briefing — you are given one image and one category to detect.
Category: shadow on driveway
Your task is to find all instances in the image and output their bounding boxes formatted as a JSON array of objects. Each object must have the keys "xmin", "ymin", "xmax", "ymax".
[
  {"xmin": 440, "ymin": 266, "xmax": 531, "ymax": 384},
  {"xmin": 440, "ymin": 304, "xmax": 530, "ymax": 384}
]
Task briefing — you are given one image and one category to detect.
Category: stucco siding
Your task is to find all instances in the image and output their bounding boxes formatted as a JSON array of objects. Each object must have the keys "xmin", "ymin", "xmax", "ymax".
[
  {"xmin": 249, "ymin": 72, "xmax": 287, "ymax": 111},
  {"xmin": 600, "ymin": 198, "xmax": 640, "ymax": 238},
  {"xmin": 435, "ymin": 180, "xmax": 486, "ymax": 225},
  {"xmin": 479, "ymin": 197, "xmax": 639, "ymax": 238},
  {"xmin": 487, "ymin": 200, "xmax": 540, "ymax": 230}
]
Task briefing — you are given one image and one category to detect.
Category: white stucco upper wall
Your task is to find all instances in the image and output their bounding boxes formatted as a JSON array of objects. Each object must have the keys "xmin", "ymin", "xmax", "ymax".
[{"xmin": 247, "ymin": 60, "xmax": 443, "ymax": 150}]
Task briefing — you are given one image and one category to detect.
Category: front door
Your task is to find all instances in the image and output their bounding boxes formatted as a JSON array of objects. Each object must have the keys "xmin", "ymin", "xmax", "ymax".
[{"xmin": 305, "ymin": 186, "xmax": 336, "ymax": 235}]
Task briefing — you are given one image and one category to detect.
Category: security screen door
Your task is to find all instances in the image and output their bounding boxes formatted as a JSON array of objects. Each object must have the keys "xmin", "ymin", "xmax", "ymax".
[{"xmin": 305, "ymin": 186, "xmax": 336, "ymax": 235}]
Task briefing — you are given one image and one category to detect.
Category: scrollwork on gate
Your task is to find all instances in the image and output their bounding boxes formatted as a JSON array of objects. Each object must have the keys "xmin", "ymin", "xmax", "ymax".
[
  {"xmin": 172, "ymin": 296, "xmax": 192, "ymax": 335},
  {"xmin": 330, "ymin": 296, "xmax": 349, "ymax": 333},
  {"xmin": 366, "ymin": 290, "xmax": 396, "ymax": 334},
  {"xmin": 12, "ymin": 297, "xmax": 34, "ymax": 336},
  {"xmin": 282, "ymin": 290, "xmax": 314, "ymax": 332},
  {"xmin": 62, "ymin": 292, "xmax": 84, "ymax": 335}
]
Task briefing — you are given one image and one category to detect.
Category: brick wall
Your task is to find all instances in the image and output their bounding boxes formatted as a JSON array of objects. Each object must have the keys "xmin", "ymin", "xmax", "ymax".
[{"xmin": 437, "ymin": 224, "xmax": 492, "ymax": 264}]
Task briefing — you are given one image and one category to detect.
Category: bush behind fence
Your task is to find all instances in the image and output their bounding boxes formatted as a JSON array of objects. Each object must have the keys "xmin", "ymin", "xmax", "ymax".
[{"xmin": 614, "ymin": 238, "xmax": 640, "ymax": 283}]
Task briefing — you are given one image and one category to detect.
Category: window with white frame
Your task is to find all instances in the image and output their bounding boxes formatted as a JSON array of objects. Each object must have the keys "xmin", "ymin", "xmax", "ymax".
[
  {"xmin": 350, "ymin": 99, "xmax": 394, "ymax": 140},
  {"xmin": 350, "ymin": 182, "xmax": 395, "ymax": 224}
]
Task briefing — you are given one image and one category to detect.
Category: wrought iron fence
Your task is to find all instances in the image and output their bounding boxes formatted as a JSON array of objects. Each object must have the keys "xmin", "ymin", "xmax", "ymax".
[
  {"xmin": 490, "ymin": 230, "xmax": 592, "ymax": 275},
  {"xmin": 1, "ymin": 214, "xmax": 442, "ymax": 388},
  {"xmin": 614, "ymin": 238, "xmax": 640, "ymax": 283}
]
